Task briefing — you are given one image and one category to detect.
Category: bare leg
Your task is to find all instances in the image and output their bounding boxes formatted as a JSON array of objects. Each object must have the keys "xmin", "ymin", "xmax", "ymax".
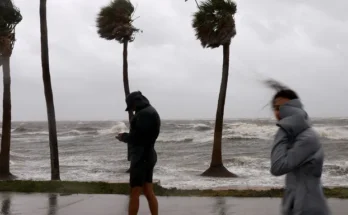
[
  {"xmin": 129, "ymin": 187, "xmax": 142, "ymax": 215},
  {"xmin": 143, "ymin": 183, "xmax": 158, "ymax": 215}
]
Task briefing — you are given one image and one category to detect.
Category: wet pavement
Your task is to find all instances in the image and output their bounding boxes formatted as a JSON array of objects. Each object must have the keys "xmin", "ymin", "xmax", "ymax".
[{"xmin": 1, "ymin": 192, "xmax": 347, "ymax": 215}]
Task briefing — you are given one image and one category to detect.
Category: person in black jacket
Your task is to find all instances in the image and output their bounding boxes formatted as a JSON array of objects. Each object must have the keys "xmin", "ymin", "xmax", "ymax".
[{"xmin": 116, "ymin": 91, "xmax": 160, "ymax": 215}]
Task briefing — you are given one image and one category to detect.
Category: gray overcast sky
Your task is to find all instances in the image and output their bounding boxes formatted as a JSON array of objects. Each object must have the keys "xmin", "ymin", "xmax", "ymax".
[{"xmin": 1, "ymin": 0, "xmax": 348, "ymax": 121}]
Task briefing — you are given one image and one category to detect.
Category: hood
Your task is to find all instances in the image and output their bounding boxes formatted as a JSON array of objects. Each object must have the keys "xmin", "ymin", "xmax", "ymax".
[
  {"xmin": 125, "ymin": 91, "xmax": 150, "ymax": 112},
  {"xmin": 277, "ymin": 99, "xmax": 311, "ymax": 137}
]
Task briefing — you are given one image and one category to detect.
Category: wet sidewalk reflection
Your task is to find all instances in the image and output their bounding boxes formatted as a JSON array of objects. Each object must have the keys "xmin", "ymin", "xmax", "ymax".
[
  {"xmin": 1, "ymin": 192, "xmax": 348, "ymax": 215},
  {"xmin": 1, "ymin": 194, "xmax": 11, "ymax": 215},
  {"xmin": 212, "ymin": 197, "xmax": 228, "ymax": 215},
  {"xmin": 47, "ymin": 194, "xmax": 57, "ymax": 215}
]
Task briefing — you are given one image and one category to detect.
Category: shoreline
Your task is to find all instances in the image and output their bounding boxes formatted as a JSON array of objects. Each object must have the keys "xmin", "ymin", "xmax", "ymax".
[{"xmin": 0, "ymin": 180, "xmax": 348, "ymax": 198}]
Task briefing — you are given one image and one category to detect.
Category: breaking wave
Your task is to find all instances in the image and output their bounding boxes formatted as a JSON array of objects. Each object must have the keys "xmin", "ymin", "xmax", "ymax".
[{"xmin": 6, "ymin": 120, "xmax": 348, "ymax": 141}]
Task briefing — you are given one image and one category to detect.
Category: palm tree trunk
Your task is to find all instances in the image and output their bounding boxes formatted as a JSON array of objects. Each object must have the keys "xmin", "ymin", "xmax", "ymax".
[
  {"xmin": 202, "ymin": 44, "xmax": 237, "ymax": 177},
  {"xmin": 123, "ymin": 40, "xmax": 133, "ymax": 164},
  {"xmin": 40, "ymin": 0, "xmax": 60, "ymax": 180},
  {"xmin": 123, "ymin": 40, "xmax": 133, "ymax": 121},
  {"xmin": 0, "ymin": 57, "xmax": 13, "ymax": 179}
]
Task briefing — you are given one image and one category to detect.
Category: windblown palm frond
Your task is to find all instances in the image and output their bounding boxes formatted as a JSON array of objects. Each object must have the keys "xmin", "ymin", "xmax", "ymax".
[
  {"xmin": 0, "ymin": 0, "xmax": 22, "ymax": 34},
  {"xmin": 185, "ymin": 0, "xmax": 200, "ymax": 8},
  {"xmin": 0, "ymin": 0, "xmax": 22, "ymax": 56},
  {"xmin": 96, "ymin": 0, "xmax": 140, "ymax": 43},
  {"xmin": 192, "ymin": 0, "xmax": 237, "ymax": 48}
]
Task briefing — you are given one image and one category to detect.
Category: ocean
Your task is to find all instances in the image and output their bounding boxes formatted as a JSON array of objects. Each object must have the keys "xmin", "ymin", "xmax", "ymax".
[{"xmin": 6, "ymin": 119, "xmax": 348, "ymax": 189}]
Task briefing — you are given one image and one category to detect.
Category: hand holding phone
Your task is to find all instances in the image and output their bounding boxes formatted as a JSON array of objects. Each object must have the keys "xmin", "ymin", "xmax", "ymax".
[{"xmin": 116, "ymin": 133, "xmax": 123, "ymax": 141}]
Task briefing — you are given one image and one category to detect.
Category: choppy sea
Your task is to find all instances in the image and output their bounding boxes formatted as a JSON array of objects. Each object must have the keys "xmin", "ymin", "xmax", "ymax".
[{"xmin": 5, "ymin": 118, "xmax": 348, "ymax": 189}]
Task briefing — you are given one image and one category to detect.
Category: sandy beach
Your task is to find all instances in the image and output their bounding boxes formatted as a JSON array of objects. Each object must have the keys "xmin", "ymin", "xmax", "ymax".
[{"xmin": 0, "ymin": 192, "xmax": 347, "ymax": 215}]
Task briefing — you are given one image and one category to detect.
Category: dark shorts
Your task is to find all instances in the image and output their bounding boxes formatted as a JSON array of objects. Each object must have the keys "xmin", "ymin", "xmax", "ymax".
[{"xmin": 129, "ymin": 160, "xmax": 156, "ymax": 188}]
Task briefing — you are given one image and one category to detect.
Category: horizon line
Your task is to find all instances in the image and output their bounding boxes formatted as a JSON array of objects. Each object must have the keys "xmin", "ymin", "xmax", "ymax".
[{"xmin": 6, "ymin": 116, "xmax": 348, "ymax": 122}]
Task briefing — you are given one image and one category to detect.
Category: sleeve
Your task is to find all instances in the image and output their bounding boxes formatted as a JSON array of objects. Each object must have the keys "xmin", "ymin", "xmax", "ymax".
[
  {"xmin": 125, "ymin": 112, "xmax": 153, "ymax": 145},
  {"xmin": 270, "ymin": 128, "xmax": 318, "ymax": 176}
]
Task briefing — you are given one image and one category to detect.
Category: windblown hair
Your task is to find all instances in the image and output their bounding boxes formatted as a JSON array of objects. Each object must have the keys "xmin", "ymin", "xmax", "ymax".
[
  {"xmin": 263, "ymin": 78, "xmax": 299, "ymax": 106},
  {"xmin": 264, "ymin": 79, "xmax": 289, "ymax": 92}
]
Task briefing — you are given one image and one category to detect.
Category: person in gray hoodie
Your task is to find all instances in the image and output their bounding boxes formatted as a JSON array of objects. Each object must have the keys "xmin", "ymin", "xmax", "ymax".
[
  {"xmin": 271, "ymin": 89, "xmax": 330, "ymax": 215},
  {"xmin": 116, "ymin": 91, "xmax": 160, "ymax": 215}
]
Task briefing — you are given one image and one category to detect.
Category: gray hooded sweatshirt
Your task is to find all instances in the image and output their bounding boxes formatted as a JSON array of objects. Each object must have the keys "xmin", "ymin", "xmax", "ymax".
[{"xmin": 271, "ymin": 99, "xmax": 330, "ymax": 215}]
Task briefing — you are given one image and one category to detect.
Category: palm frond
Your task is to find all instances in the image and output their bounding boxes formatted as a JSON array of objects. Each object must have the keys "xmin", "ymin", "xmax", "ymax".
[
  {"xmin": 0, "ymin": 0, "xmax": 22, "ymax": 56},
  {"xmin": 0, "ymin": 0, "xmax": 22, "ymax": 34},
  {"xmin": 192, "ymin": 0, "xmax": 237, "ymax": 48},
  {"xmin": 185, "ymin": 0, "xmax": 200, "ymax": 8},
  {"xmin": 96, "ymin": 0, "xmax": 140, "ymax": 43}
]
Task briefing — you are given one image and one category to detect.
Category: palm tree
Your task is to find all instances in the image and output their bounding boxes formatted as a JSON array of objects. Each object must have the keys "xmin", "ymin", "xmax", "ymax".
[
  {"xmin": 96, "ymin": 0, "xmax": 140, "ymax": 121},
  {"xmin": 96, "ymin": 0, "xmax": 140, "ymax": 165},
  {"xmin": 192, "ymin": 0, "xmax": 237, "ymax": 177},
  {"xmin": 40, "ymin": 0, "xmax": 60, "ymax": 180},
  {"xmin": 0, "ymin": 0, "xmax": 22, "ymax": 180}
]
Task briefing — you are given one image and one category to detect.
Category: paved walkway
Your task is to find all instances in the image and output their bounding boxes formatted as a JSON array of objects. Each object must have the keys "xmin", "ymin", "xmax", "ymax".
[{"xmin": 0, "ymin": 192, "xmax": 347, "ymax": 215}]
